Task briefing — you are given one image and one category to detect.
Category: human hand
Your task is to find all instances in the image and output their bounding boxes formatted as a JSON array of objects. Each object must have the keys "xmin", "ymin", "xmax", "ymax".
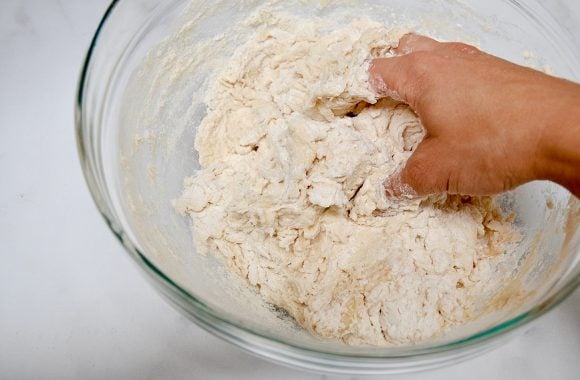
[{"xmin": 370, "ymin": 34, "xmax": 580, "ymax": 198}]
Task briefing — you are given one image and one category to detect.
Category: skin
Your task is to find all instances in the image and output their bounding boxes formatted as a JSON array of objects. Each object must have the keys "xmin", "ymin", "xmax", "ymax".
[{"xmin": 369, "ymin": 34, "xmax": 580, "ymax": 198}]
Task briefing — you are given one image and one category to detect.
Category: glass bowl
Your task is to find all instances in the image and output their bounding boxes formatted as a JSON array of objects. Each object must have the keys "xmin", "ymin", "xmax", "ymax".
[{"xmin": 76, "ymin": 0, "xmax": 579, "ymax": 374}]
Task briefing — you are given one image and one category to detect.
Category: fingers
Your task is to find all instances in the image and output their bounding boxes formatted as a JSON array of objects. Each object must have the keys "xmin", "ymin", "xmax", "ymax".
[
  {"xmin": 368, "ymin": 34, "xmax": 441, "ymax": 106},
  {"xmin": 369, "ymin": 53, "xmax": 431, "ymax": 108},
  {"xmin": 369, "ymin": 55, "xmax": 411, "ymax": 102},
  {"xmin": 369, "ymin": 34, "xmax": 481, "ymax": 100},
  {"xmin": 396, "ymin": 34, "xmax": 479, "ymax": 56},
  {"xmin": 395, "ymin": 34, "xmax": 439, "ymax": 54},
  {"xmin": 385, "ymin": 139, "xmax": 455, "ymax": 197},
  {"xmin": 375, "ymin": 35, "xmax": 486, "ymax": 198}
]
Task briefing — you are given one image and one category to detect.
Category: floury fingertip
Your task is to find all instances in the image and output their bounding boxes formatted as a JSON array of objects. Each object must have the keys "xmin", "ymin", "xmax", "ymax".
[{"xmin": 367, "ymin": 59, "xmax": 403, "ymax": 101}]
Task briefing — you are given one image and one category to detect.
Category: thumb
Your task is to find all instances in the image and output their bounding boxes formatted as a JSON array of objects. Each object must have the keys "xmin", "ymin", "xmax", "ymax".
[{"xmin": 385, "ymin": 139, "xmax": 455, "ymax": 197}]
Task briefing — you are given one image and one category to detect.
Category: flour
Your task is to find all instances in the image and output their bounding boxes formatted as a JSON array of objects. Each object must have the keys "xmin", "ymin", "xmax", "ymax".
[{"xmin": 174, "ymin": 9, "xmax": 518, "ymax": 345}]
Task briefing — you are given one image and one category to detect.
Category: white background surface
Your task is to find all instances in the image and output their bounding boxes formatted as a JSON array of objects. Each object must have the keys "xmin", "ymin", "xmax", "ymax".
[{"xmin": 1, "ymin": 0, "xmax": 578, "ymax": 379}]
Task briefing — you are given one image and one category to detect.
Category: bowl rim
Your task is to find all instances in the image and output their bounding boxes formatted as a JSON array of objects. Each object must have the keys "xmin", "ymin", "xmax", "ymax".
[{"xmin": 75, "ymin": 0, "xmax": 580, "ymax": 367}]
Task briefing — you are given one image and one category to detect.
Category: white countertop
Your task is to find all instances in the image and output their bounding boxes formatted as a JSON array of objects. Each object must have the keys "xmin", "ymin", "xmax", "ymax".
[{"xmin": 0, "ymin": 1, "xmax": 578, "ymax": 379}]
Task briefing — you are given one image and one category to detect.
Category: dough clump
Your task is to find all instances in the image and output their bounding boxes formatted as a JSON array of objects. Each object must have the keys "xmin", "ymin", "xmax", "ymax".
[{"xmin": 175, "ymin": 11, "xmax": 517, "ymax": 345}]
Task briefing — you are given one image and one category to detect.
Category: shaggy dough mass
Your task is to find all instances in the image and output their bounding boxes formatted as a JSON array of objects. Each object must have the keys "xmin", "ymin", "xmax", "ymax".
[{"xmin": 175, "ymin": 11, "xmax": 517, "ymax": 345}]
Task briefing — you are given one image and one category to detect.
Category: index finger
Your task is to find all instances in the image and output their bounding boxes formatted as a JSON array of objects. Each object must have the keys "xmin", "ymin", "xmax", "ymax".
[
  {"xmin": 395, "ymin": 33, "xmax": 440, "ymax": 55},
  {"xmin": 369, "ymin": 54, "xmax": 420, "ymax": 106}
]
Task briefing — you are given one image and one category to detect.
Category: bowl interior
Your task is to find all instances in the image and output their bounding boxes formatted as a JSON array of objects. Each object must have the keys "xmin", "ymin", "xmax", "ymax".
[{"xmin": 89, "ymin": 0, "xmax": 580, "ymax": 357}]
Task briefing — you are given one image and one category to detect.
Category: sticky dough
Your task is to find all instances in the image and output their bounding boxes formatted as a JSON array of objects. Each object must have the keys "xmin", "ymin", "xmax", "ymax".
[{"xmin": 174, "ymin": 11, "xmax": 517, "ymax": 345}]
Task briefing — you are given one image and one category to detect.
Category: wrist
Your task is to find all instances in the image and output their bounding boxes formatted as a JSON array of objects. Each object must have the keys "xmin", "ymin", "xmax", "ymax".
[{"xmin": 534, "ymin": 85, "xmax": 580, "ymax": 196}]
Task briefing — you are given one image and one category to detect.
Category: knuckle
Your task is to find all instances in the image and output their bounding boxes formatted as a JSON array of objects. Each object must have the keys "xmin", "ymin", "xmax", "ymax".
[
  {"xmin": 405, "ymin": 51, "xmax": 432, "ymax": 71},
  {"xmin": 402, "ymin": 52, "xmax": 436, "ymax": 104},
  {"xmin": 447, "ymin": 42, "xmax": 479, "ymax": 55}
]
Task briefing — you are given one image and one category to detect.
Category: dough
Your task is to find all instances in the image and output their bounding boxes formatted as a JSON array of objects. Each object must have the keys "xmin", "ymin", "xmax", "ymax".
[{"xmin": 174, "ymin": 11, "xmax": 517, "ymax": 345}]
